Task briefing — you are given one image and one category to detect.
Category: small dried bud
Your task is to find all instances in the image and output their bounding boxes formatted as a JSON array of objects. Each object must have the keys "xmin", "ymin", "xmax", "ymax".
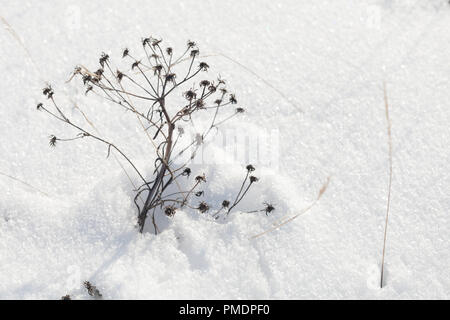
[
  {"xmin": 229, "ymin": 94, "xmax": 237, "ymax": 104},
  {"xmin": 197, "ymin": 202, "xmax": 210, "ymax": 213},
  {"xmin": 246, "ymin": 164, "xmax": 255, "ymax": 172},
  {"xmin": 195, "ymin": 191, "xmax": 204, "ymax": 197},
  {"xmin": 122, "ymin": 48, "xmax": 129, "ymax": 58},
  {"xmin": 214, "ymin": 99, "xmax": 222, "ymax": 105},
  {"xmin": 236, "ymin": 108, "xmax": 245, "ymax": 113},
  {"xmin": 36, "ymin": 103, "xmax": 43, "ymax": 110},
  {"xmin": 222, "ymin": 200, "xmax": 230, "ymax": 208},
  {"xmin": 61, "ymin": 295, "xmax": 71, "ymax": 300},
  {"xmin": 166, "ymin": 47, "xmax": 173, "ymax": 55}
]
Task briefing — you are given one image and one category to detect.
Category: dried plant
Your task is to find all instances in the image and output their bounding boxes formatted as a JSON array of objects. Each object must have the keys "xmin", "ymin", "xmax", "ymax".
[{"xmin": 37, "ymin": 37, "xmax": 270, "ymax": 233}]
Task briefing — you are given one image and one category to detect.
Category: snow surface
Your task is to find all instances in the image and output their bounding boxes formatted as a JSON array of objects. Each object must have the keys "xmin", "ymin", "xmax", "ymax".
[{"xmin": 0, "ymin": 0, "xmax": 449, "ymax": 299}]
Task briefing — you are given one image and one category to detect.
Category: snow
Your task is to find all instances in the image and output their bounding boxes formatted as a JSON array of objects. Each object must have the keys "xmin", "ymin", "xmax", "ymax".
[{"xmin": 1, "ymin": 0, "xmax": 449, "ymax": 299}]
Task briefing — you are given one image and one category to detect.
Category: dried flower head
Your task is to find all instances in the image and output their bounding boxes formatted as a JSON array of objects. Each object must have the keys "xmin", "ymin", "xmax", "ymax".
[
  {"xmin": 246, "ymin": 164, "xmax": 255, "ymax": 172},
  {"xmin": 208, "ymin": 84, "xmax": 217, "ymax": 93},
  {"xmin": 82, "ymin": 75, "xmax": 92, "ymax": 85},
  {"xmin": 197, "ymin": 201, "xmax": 210, "ymax": 213},
  {"xmin": 200, "ymin": 80, "xmax": 210, "ymax": 87},
  {"xmin": 61, "ymin": 295, "xmax": 71, "ymax": 300},
  {"xmin": 195, "ymin": 174, "xmax": 206, "ymax": 183},
  {"xmin": 152, "ymin": 38, "xmax": 162, "ymax": 47},
  {"xmin": 249, "ymin": 176, "xmax": 259, "ymax": 183},
  {"xmin": 165, "ymin": 73, "xmax": 176, "ymax": 83},
  {"xmin": 187, "ymin": 40, "xmax": 196, "ymax": 48},
  {"xmin": 195, "ymin": 191, "xmax": 204, "ymax": 197},
  {"xmin": 190, "ymin": 49, "xmax": 200, "ymax": 57},
  {"xmin": 83, "ymin": 281, "xmax": 102, "ymax": 299},
  {"xmin": 153, "ymin": 64, "xmax": 163, "ymax": 75},
  {"xmin": 236, "ymin": 107, "xmax": 245, "ymax": 113},
  {"xmin": 199, "ymin": 62, "xmax": 209, "ymax": 71},
  {"xmin": 99, "ymin": 52, "xmax": 109, "ymax": 68},
  {"xmin": 164, "ymin": 205, "xmax": 176, "ymax": 217},
  {"xmin": 195, "ymin": 99, "xmax": 205, "ymax": 109},
  {"xmin": 116, "ymin": 70, "xmax": 124, "ymax": 82},
  {"xmin": 214, "ymin": 99, "xmax": 222, "ymax": 105},
  {"xmin": 42, "ymin": 85, "xmax": 54, "ymax": 99},
  {"xmin": 183, "ymin": 89, "xmax": 197, "ymax": 101},
  {"xmin": 229, "ymin": 94, "xmax": 237, "ymax": 104},
  {"xmin": 131, "ymin": 61, "xmax": 141, "ymax": 70},
  {"xmin": 85, "ymin": 85, "xmax": 93, "ymax": 95},
  {"xmin": 182, "ymin": 167, "xmax": 191, "ymax": 177},
  {"xmin": 166, "ymin": 47, "xmax": 173, "ymax": 55},
  {"xmin": 222, "ymin": 200, "xmax": 230, "ymax": 208},
  {"xmin": 49, "ymin": 135, "xmax": 57, "ymax": 147},
  {"xmin": 263, "ymin": 202, "xmax": 275, "ymax": 215},
  {"xmin": 36, "ymin": 103, "xmax": 43, "ymax": 111},
  {"xmin": 122, "ymin": 48, "xmax": 129, "ymax": 58},
  {"xmin": 142, "ymin": 37, "xmax": 151, "ymax": 47}
]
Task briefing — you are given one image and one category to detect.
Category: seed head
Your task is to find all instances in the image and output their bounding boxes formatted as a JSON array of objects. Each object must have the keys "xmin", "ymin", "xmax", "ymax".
[
  {"xmin": 222, "ymin": 200, "xmax": 230, "ymax": 208},
  {"xmin": 236, "ymin": 107, "xmax": 245, "ymax": 113},
  {"xmin": 166, "ymin": 47, "xmax": 173, "ymax": 55},
  {"xmin": 122, "ymin": 48, "xmax": 129, "ymax": 58},
  {"xmin": 229, "ymin": 94, "xmax": 237, "ymax": 104},
  {"xmin": 190, "ymin": 49, "xmax": 200, "ymax": 57},
  {"xmin": 36, "ymin": 103, "xmax": 43, "ymax": 111}
]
